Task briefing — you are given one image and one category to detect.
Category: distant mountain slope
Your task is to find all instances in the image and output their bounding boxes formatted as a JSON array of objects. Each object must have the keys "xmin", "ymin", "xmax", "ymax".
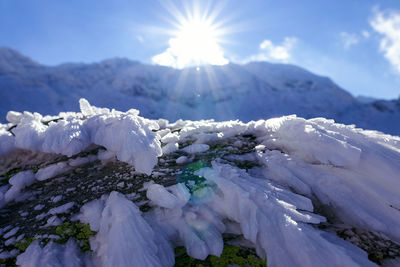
[{"xmin": 0, "ymin": 47, "xmax": 399, "ymax": 135}]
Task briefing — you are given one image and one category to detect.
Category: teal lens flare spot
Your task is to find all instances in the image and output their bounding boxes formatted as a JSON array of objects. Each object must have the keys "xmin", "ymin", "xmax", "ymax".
[{"xmin": 177, "ymin": 161, "xmax": 218, "ymax": 205}]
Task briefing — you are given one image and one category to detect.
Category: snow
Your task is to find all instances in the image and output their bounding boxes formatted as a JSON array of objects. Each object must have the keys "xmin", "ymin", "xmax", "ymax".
[
  {"xmin": 146, "ymin": 184, "xmax": 181, "ymax": 209},
  {"xmin": 262, "ymin": 116, "xmax": 362, "ymax": 167},
  {"xmin": 2, "ymin": 99, "xmax": 400, "ymax": 266},
  {"xmin": 20, "ymin": 211, "xmax": 28, "ymax": 217},
  {"xmin": 182, "ymin": 143, "xmax": 210, "ymax": 154},
  {"xmin": 34, "ymin": 204, "xmax": 45, "ymax": 211},
  {"xmin": 48, "ymin": 202, "xmax": 75, "ymax": 215},
  {"xmin": 142, "ymin": 160, "xmax": 376, "ymax": 266},
  {"xmin": 16, "ymin": 240, "xmax": 83, "ymax": 267},
  {"xmin": 89, "ymin": 191, "xmax": 174, "ymax": 267},
  {"xmin": 162, "ymin": 142, "xmax": 179, "ymax": 154},
  {"xmin": 176, "ymin": 156, "xmax": 188, "ymax": 164},
  {"xmin": 4, "ymin": 170, "xmax": 35, "ymax": 202},
  {"xmin": 0, "ymin": 124, "xmax": 15, "ymax": 155},
  {"xmin": 84, "ymin": 104, "xmax": 161, "ymax": 175},
  {"xmin": 36, "ymin": 162, "xmax": 70, "ymax": 181},
  {"xmin": 6, "ymin": 111, "xmax": 23, "ymax": 124},
  {"xmin": 3, "ymin": 226, "xmax": 19, "ymax": 239},
  {"xmin": 51, "ymin": 195, "xmax": 63, "ymax": 203},
  {"xmin": 178, "ymin": 120, "xmax": 247, "ymax": 140},
  {"xmin": 35, "ymin": 213, "xmax": 47, "ymax": 220},
  {"xmin": 200, "ymin": 163, "xmax": 377, "ymax": 266},
  {"xmin": 5, "ymin": 237, "xmax": 16, "ymax": 246},
  {"xmin": 0, "ymin": 249, "xmax": 19, "ymax": 260},
  {"xmin": 42, "ymin": 215, "xmax": 62, "ymax": 228},
  {"xmin": 3, "ymin": 99, "xmax": 162, "ymax": 175},
  {"xmin": 97, "ymin": 150, "xmax": 115, "ymax": 161},
  {"xmin": 77, "ymin": 198, "xmax": 105, "ymax": 232},
  {"xmin": 254, "ymin": 116, "xmax": 400, "ymax": 243},
  {"xmin": 68, "ymin": 157, "xmax": 90, "ymax": 167},
  {"xmin": 161, "ymin": 132, "xmax": 180, "ymax": 143},
  {"xmin": 16, "ymin": 234, "xmax": 25, "ymax": 242}
]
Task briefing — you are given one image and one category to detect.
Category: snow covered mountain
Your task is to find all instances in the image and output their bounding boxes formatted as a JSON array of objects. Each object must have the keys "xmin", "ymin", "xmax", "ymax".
[
  {"xmin": 0, "ymin": 99, "xmax": 399, "ymax": 266},
  {"xmin": 0, "ymin": 47, "xmax": 399, "ymax": 136}
]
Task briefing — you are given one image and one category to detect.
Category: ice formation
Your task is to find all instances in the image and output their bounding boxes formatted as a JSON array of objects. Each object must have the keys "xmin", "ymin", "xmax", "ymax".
[
  {"xmin": 254, "ymin": 116, "xmax": 400, "ymax": 243},
  {"xmin": 16, "ymin": 240, "xmax": 83, "ymax": 267},
  {"xmin": 4, "ymin": 171, "xmax": 35, "ymax": 202},
  {"xmin": 88, "ymin": 191, "xmax": 174, "ymax": 267},
  {"xmin": 1, "ymin": 99, "xmax": 161, "ymax": 175},
  {"xmin": 1, "ymin": 99, "xmax": 399, "ymax": 266}
]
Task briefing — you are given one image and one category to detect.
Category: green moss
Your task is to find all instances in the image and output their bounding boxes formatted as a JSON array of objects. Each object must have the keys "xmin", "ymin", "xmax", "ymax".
[
  {"xmin": 176, "ymin": 161, "xmax": 219, "ymax": 205},
  {"xmin": 55, "ymin": 222, "xmax": 96, "ymax": 251},
  {"xmin": 0, "ymin": 168, "xmax": 22, "ymax": 183},
  {"xmin": 174, "ymin": 246, "xmax": 198, "ymax": 266},
  {"xmin": 14, "ymin": 237, "xmax": 35, "ymax": 252},
  {"xmin": 174, "ymin": 245, "xmax": 267, "ymax": 267},
  {"xmin": 4, "ymin": 223, "xmax": 95, "ymax": 266},
  {"xmin": 177, "ymin": 161, "xmax": 211, "ymax": 195},
  {"xmin": 42, "ymin": 118, "xmax": 62, "ymax": 126}
]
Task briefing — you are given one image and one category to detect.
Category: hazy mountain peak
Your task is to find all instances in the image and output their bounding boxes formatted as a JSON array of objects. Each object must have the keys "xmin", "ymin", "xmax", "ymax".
[
  {"xmin": 0, "ymin": 47, "xmax": 399, "ymax": 135},
  {"xmin": 0, "ymin": 47, "xmax": 39, "ymax": 73}
]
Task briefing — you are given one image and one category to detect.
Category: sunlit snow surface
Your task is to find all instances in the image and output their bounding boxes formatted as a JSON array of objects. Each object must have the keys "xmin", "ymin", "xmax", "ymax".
[{"xmin": 1, "ymin": 99, "xmax": 400, "ymax": 266}]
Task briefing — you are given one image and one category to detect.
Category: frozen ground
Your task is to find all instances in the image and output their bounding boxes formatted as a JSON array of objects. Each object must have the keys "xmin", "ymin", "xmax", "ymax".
[{"xmin": 0, "ymin": 99, "xmax": 399, "ymax": 266}]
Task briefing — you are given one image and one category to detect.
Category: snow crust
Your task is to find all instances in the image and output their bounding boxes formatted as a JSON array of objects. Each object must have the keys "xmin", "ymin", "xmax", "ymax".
[
  {"xmin": 48, "ymin": 202, "xmax": 75, "ymax": 215},
  {"xmin": 4, "ymin": 170, "xmax": 35, "ymax": 202},
  {"xmin": 200, "ymin": 163, "xmax": 376, "ymax": 266},
  {"xmin": 77, "ymin": 198, "xmax": 105, "ymax": 232},
  {"xmin": 17, "ymin": 240, "xmax": 83, "ymax": 267},
  {"xmin": 36, "ymin": 162, "xmax": 70, "ymax": 181},
  {"xmin": 3, "ymin": 227, "xmax": 20, "ymax": 239},
  {"xmin": 146, "ymin": 184, "xmax": 181, "ymax": 209},
  {"xmin": 3, "ymin": 99, "xmax": 162, "ymax": 175},
  {"xmin": 182, "ymin": 143, "xmax": 210, "ymax": 154},
  {"xmin": 176, "ymin": 156, "xmax": 188, "ymax": 164},
  {"xmin": 3, "ymin": 100, "xmax": 400, "ymax": 267},
  {"xmin": 88, "ymin": 191, "xmax": 174, "ymax": 267},
  {"xmin": 143, "ymin": 163, "xmax": 376, "ymax": 266},
  {"xmin": 262, "ymin": 116, "xmax": 362, "ymax": 167},
  {"xmin": 0, "ymin": 124, "xmax": 14, "ymax": 155},
  {"xmin": 162, "ymin": 142, "xmax": 179, "ymax": 155},
  {"xmin": 254, "ymin": 116, "xmax": 400, "ymax": 242}
]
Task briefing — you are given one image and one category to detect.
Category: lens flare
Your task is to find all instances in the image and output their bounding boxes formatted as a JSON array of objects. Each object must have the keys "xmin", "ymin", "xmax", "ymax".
[
  {"xmin": 152, "ymin": 2, "xmax": 229, "ymax": 68},
  {"xmin": 177, "ymin": 161, "xmax": 218, "ymax": 205},
  {"xmin": 172, "ymin": 19, "xmax": 227, "ymax": 67}
]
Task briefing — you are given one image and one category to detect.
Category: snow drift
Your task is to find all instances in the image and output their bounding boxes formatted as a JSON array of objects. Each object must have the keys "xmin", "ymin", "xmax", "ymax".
[{"xmin": 0, "ymin": 99, "xmax": 399, "ymax": 266}]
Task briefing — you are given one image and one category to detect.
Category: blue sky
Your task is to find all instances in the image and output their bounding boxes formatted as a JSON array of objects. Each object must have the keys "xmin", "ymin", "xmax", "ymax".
[{"xmin": 1, "ymin": 0, "xmax": 400, "ymax": 99}]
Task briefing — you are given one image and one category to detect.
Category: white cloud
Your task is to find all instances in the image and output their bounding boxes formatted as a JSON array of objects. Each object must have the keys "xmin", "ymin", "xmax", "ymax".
[
  {"xmin": 151, "ymin": 26, "xmax": 229, "ymax": 69},
  {"xmin": 151, "ymin": 49, "xmax": 177, "ymax": 67},
  {"xmin": 370, "ymin": 8, "xmax": 400, "ymax": 73},
  {"xmin": 247, "ymin": 37, "xmax": 297, "ymax": 62},
  {"xmin": 362, "ymin": 30, "xmax": 370, "ymax": 39},
  {"xmin": 340, "ymin": 32, "xmax": 359, "ymax": 49}
]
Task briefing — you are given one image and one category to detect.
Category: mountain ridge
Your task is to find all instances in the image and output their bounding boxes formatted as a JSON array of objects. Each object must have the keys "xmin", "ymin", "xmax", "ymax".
[{"xmin": 0, "ymin": 47, "xmax": 399, "ymax": 135}]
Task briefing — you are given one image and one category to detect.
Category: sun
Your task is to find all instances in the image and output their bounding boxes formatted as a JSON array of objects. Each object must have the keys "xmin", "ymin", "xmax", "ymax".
[
  {"xmin": 152, "ymin": 4, "xmax": 229, "ymax": 68},
  {"xmin": 171, "ymin": 18, "xmax": 228, "ymax": 67}
]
